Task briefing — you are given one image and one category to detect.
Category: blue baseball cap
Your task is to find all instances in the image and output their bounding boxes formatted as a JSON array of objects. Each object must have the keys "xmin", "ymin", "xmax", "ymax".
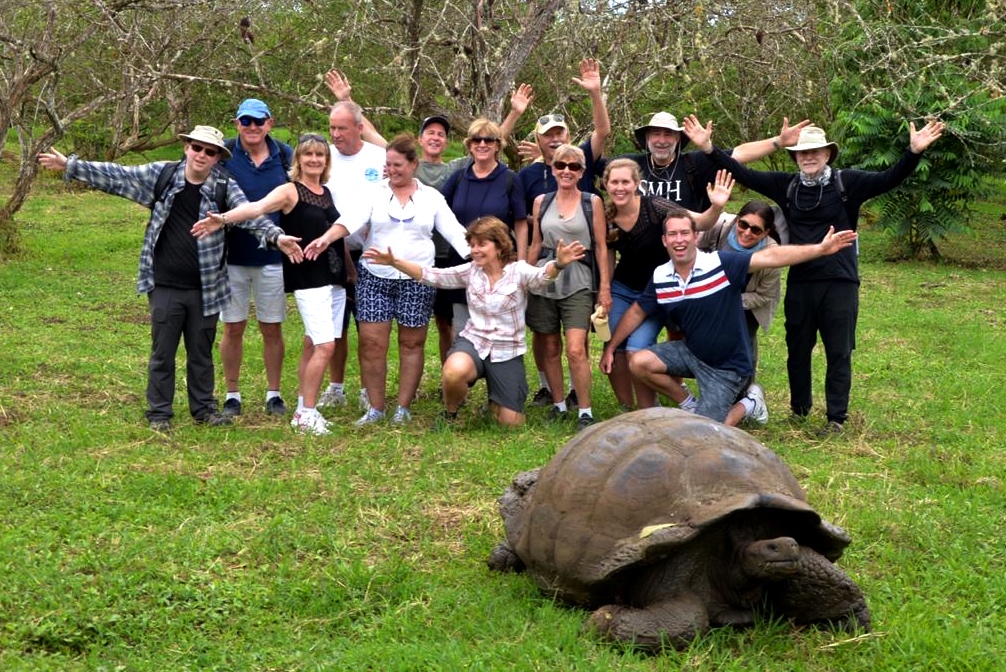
[{"xmin": 235, "ymin": 98, "xmax": 272, "ymax": 119}]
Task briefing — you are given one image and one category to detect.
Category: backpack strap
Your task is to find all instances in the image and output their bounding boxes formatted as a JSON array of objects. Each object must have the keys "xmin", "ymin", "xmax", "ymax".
[{"xmin": 151, "ymin": 161, "xmax": 181, "ymax": 210}]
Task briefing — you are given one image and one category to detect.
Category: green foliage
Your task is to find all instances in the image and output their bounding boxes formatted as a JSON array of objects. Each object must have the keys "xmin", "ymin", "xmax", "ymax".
[{"xmin": 828, "ymin": 2, "xmax": 1006, "ymax": 259}]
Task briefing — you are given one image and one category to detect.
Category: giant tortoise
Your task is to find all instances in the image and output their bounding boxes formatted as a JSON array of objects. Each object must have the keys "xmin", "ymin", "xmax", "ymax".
[{"xmin": 488, "ymin": 408, "xmax": 871, "ymax": 650}]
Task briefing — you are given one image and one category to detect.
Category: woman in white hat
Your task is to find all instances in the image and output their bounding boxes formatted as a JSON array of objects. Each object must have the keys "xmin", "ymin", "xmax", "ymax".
[{"xmin": 688, "ymin": 116, "xmax": 945, "ymax": 435}]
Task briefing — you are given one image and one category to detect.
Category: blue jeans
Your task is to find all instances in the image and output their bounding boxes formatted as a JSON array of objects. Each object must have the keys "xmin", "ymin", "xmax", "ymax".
[
  {"xmin": 647, "ymin": 340, "xmax": 747, "ymax": 423},
  {"xmin": 609, "ymin": 280, "xmax": 663, "ymax": 352}
]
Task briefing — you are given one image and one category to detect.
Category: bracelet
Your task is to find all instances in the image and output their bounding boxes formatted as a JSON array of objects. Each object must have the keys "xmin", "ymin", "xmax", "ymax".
[
  {"xmin": 221, "ymin": 213, "xmax": 229, "ymax": 227},
  {"xmin": 771, "ymin": 137, "xmax": 781, "ymax": 150},
  {"xmin": 554, "ymin": 260, "xmax": 566, "ymax": 271}
]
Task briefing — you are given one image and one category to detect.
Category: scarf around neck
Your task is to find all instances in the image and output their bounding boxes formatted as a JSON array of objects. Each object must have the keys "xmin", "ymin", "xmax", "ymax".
[{"xmin": 799, "ymin": 164, "xmax": 832, "ymax": 187}]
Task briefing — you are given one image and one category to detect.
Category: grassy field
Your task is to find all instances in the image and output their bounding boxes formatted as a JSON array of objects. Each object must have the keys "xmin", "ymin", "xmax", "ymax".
[{"xmin": 1, "ymin": 164, "xmax": 1005, "ymax": 670}]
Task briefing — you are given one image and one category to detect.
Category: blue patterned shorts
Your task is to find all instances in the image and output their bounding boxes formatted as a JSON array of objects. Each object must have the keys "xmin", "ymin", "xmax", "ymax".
[{"xmin": 356, "ymin": 266, "xmax": 436, "ymax": 327}]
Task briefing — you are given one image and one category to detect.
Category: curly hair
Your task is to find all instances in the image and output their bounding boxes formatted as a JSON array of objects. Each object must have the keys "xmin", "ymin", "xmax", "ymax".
[{"xmin": 465, "ymin": 216, "xmax": 517, "ymax": 264}]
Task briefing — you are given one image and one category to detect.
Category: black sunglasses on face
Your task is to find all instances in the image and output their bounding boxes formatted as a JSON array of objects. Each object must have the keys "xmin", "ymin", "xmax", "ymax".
[
  {"xmin": 189, "ymin": 143, "xmax": 220, "ymax": 158},
  {"xmin": 469, "ymin": 136, "xmax": 498, "ymax": 145},
  {"xmin": 238, "ymin": 116, "xmax": 267, "ymax": 127},
  {"xmin": 553, "ymin": 161, "xmax": 583, "ymax": 172},
  {"xmin": 736, "ymin": 219, "xmax": 766, "ymax": 235}
]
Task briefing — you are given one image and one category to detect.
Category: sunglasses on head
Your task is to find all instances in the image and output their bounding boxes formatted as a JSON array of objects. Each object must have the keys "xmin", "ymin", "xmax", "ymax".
[
  {"xmin": 299, "ymin": 133, "xmax": 328, "ymax": 144},
  {"xmin": 469, "ymin": 136, "xmax": 498, "ymax": 145},
  {"xmin": 538, "ymin": 114, "xmax": 565, "ymax": 126},
  {"xmin": 238, "ymin": 116, "xmax": 267, "ymax": 127},
  {"xmin": 188, "ymin": 143, "xmax": 220, "ymax": 158},
  {"xmin": 736, "ymin": 219, "xmax": 766, "ymax": 236},
  {"xmin": 553, "ymin": 160, "xmax": 583, "ymax": 172}
]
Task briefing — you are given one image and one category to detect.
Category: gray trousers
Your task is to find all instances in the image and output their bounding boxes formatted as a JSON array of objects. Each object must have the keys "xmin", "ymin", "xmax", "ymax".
[
  {"xmin": 648, "ymin": 340, "xmax": 748, "ymax": 423},
  {"xmin": 145, "ymin": 286, "xmax": 219, "ymax": 422}
]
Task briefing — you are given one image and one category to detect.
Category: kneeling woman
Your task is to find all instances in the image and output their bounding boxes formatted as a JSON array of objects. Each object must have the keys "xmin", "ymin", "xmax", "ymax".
[{"xmin": 363, "ymin": 217, "xmax": 584, "ymax": 427}]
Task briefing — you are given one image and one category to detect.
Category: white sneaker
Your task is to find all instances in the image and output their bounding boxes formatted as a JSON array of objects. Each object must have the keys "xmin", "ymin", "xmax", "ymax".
[
  {"xmin": 745, "ymin": 383, "xmax": 769, "ymax": 426},
  {"xmin": 291, "ymin": 409, "xmax": 331, "ymax": 435},
  {"xmin": 391, "ymin": 406, "xmax": 412, "ymax": 425},
  {"xmin": 318, "ymin": 388, "xmax": 347, "ymax": 408},
  {"xmin": 355, "ymin": 407, "xmax": 385, "ymax": 427},
  {"xmin": 358, "ymin": 388, "xmax": 371, "ymax": 412}
]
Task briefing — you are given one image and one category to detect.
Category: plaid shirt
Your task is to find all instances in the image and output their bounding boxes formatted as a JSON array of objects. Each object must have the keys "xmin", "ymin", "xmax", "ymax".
[
  {"xmin": 64, "ymin": 156, "xmax": 282, "ymax": 316},
  {"xmin": 421, "ymin": 260, "xmax": 554, "ymax": 361}
]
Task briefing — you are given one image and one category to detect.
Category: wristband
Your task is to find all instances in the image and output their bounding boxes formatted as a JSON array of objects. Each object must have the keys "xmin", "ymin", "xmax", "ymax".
[
  {"xmin": 554, "ymin": 260, "xmax": 566, "ymax": 271},
  {"xmin": 771, "ymin": 138, "xmax": 781, "ymax": 150}
]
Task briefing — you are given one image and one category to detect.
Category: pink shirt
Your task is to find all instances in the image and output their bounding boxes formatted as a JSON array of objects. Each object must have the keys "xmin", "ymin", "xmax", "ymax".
[{"xmin": 421, "ymin": 261, "xmax": 553, "ymax": 361}]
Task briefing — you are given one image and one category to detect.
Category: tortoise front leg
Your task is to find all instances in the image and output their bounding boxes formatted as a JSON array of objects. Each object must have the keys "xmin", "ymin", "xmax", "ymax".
[{"xmin": 586, "ymin": 593, "xmax": 710, "ymax": 651}]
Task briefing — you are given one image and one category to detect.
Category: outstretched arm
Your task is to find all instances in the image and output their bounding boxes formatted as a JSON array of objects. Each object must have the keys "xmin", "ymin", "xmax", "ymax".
[
  {"xmin": 749, "ymin": 226, "xmax": 857, "ymax": 271},
  {"xmin": 685, "ymin": 115, "xmax": 811, "ymax": 164},
  {"xmin": 573, "ymin": 58, "xmax": 610, "ymax": 160},
  {"xmin": 38, "ymin": 148, "xmax": 68, "ymax": 172},
  {"xmin": 362, "ymin": 246, "xmax": 424, "ymax": 280},
  {"xmin": 192, "ymin": 182, "xmax": 296, "ymax": 233},
  {"xmin": 326, "ymin": 68, "xmax": 388, "ymax": 149}
]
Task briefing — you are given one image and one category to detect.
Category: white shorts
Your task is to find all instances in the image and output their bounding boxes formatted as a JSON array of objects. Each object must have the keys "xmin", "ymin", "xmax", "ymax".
[
  {"xmin": 221, "ymin": 264, "xmax": 286, "ymax": 324},
  {"xmin": 294, "ymin": 285, "xmax": 346, "ymax": 345}
]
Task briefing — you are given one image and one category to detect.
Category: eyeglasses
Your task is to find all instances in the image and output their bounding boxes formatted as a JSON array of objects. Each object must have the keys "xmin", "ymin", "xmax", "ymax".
[
  {"xmin": 299, "ymin": 133, "xmax": 328, "ymax": 144},
  {"xmin": 188, "ymin": 143, "xmax": 220, "ymax": 158},
  {"xmin": 538, "ymin": 114, "xmax": 565, "ymax": 126},
  {"xmin": 553, "ymin": 161, "xmax": 583, "ymax": 172},
  {"xmin": 469, "ymin": 136, "xmax": 498, "ymax": 145},
  {"xmin": 736, "ymin": 219, "xmax": 766, "ymax": 236},
  {"xmin": 238, "ymin": 116, "xmax": 267, "ymax": 127}
]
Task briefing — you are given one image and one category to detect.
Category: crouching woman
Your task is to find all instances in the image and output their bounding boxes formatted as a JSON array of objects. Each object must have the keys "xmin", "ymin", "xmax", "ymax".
[{"xmin": 363, "ymin": 216, "xmax": 584, "ymax": 427}]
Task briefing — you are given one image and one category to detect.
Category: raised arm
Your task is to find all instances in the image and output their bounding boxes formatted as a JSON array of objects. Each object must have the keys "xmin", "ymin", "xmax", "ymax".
[
  {"xmin": 325, "ymin": 68, "xmax": 388, "ymax": 149},
  {"xmin": 692, "ymin": 169, "xmax": 734, "ymax": 230},
  {"xmin": 573, "ymin": 58, "xmax": 610, "ymax": 160},
  {"xmin": 909, "ymin": 119, "xmax": 944, "ymax": 154},
  {"xmin": 500, "ymin": 83, "xmax": 533, "ymax": 142}
]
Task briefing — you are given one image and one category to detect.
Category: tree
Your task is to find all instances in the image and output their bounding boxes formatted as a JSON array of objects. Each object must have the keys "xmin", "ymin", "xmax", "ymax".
[{"xmin": 827, "ymin": 0, "xmax": 1006, "ymax": 259}]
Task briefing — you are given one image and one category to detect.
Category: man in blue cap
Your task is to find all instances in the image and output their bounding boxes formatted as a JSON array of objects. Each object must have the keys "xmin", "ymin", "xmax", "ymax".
[{"xmin": 219, "ymin": 98, "xmax": 294, "ymax": 417}]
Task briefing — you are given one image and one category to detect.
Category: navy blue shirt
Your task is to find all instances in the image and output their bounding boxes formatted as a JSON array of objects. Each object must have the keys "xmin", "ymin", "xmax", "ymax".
[
  {"xmin": 638, "ymin": 249, "xmax": 753, "ymax": 377},
  {"xmin": 517, "ymin": 139, "xmax": 601, "ymax": 215},
  {"xmin": 221, "ymin": 136, "xmax": 292, "ymax": 266},
  {"xmin": 441, "ymin": 161, "xmax": 526, "ymax": 229}
]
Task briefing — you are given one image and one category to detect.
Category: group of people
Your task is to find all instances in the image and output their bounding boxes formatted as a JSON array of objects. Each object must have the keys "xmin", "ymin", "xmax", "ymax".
[{"xmin": 38, "ymin": 59, "xmax": 945, "ymax": 437}]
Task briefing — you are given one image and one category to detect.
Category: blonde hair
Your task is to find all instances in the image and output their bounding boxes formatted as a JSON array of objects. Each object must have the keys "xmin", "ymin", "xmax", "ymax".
[
  {"xmin": 464, "ymin": 118, "xmax": 506, "ymax": 158},
  {"xmin": 290, "ymin": 134, "xmax": 332, "ymax": 184}
]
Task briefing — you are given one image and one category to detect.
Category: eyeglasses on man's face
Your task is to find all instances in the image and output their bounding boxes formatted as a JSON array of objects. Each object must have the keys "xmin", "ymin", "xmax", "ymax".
[{"xmin": 188, "ymin": 143, "xmax": 220, "ymax": 158}]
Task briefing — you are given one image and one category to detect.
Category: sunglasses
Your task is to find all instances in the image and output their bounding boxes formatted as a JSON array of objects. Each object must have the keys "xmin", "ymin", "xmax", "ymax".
[
  {"xmin": 188, "ymin": 143, "xmax": 220, "ymax": 158},
  {"xmin": 553, "ymin": 161, "xmax": 583, "ymax": 172},
  {"xmin": 538, "ymin": 114, "xmax": 565, "ymax": 126},
  {"xmin": 736, "ymin": 219, "xmax": 766, "ymax": 236},
  {"xmin": 469, "ymin": 136, "xmax": 499, "ymax": 145},
  {"xmin": 238, "ymin": 116, "xmax": 267, "ymax": 127},
  {"xmin": 299, "ymin": 133, "xmax": 328, "ymax": 144}
]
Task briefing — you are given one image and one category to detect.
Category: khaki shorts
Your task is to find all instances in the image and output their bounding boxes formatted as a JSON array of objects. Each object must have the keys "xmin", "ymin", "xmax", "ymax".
[{"xmin": 525, "ymin": 288, "xmax": 593, "ymax": 334}]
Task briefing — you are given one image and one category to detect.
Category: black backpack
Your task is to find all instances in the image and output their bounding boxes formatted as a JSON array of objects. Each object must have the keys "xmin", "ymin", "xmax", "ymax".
[
  {"xmin": 537, "ymin": 190, "xmax": 598, "ymax": 291},
  {"xmin": 779, "ymin": 169, "xmax": 849, "ymax": 243},
  {"xmin": 150, "ymin": 161, "xmax": 231, "ymax": 214}
]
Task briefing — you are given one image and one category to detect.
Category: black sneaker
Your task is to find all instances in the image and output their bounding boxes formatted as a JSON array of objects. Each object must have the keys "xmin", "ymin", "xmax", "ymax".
[
  {"xmin": 530, "ymin": 387, "xmax": 552, "ymax": 407},
  {"xmin": 576, "ymin": 414, "xmax": 596, "ymax": 431},
  {"xmin": 222, "ymin": 398, "xmax": 242, "ymax": 416},
  {"xmin": 548, "ymin": 406, "xmax": 569, "ymax": 423},
  {"xmin": 265, "ymin": 396, "xmax": 287, "ymax": 416},
  {"xmin": 195, "ymin": 412, "xmax": 234, "ymax": 427},
  {"xmin": 149, "ymin": 419, "xmax": 171, "ymax": 432},
  {"xmin": 565, "ymin": 389, "xmax": 579, "ymax": 409}
]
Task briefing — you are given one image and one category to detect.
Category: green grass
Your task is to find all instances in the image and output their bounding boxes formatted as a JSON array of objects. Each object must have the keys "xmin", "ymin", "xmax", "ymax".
[{"xmin": 2, "ymin": 168, "xmax": 1006, "ymax": 670}]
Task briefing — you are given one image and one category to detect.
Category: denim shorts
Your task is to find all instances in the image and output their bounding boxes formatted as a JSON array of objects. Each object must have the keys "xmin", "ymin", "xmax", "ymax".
[
  {"xmin": 609, "ymin": 280, "xmax": 663, "ymax": 352},
  {"xmin": 647, "ymin": 340, "xmax": 748, "ymax": 423}
]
